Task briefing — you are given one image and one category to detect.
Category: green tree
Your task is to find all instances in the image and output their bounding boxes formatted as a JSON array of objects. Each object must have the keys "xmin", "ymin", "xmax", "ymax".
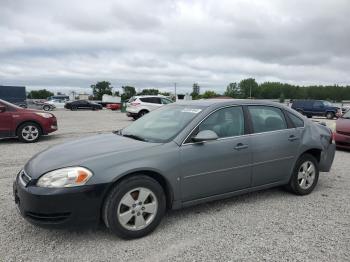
[
  {"xmin": 121, "ymin": 86, "xmax": 136, "ymax": 101},
  {"xmin": 224, "ymin": 82, "xmax": 240, "ymax": 98},
  {"xmin": 202, "ymin": 90, "xmax": 219, "ymax": 99},
  {"xmin": 138, "ymin": 89, "xmax": 159, "ymax": 95},
  {"xmin": 239, "ymin": 78, "xmax": 258, "ymax": 98},
  {"xmin": 90, "ymin": 81, "xmax": 113, "ymax": 100},
  {"xmin": 27, "ymin": 89, "xmax": 54, "ymax": 99}
]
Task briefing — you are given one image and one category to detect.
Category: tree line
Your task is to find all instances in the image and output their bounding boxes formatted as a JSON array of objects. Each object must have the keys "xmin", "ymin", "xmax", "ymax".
[
  {"xmin": 224, "ymin": 78, "xmax": 350, "ymax": 102},
  {"xmin": 27, "ymin": 79, "xmax": 350, "ymax": 102}
]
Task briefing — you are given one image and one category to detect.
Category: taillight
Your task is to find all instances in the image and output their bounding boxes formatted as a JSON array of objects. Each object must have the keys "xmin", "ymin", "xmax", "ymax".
[{"xmin": 131, "ymin": 102, "xmax": 140, "ymax": 106}]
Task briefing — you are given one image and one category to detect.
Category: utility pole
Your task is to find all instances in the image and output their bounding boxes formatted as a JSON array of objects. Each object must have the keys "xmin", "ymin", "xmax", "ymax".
[{"xmin": 174, "ymin": 82, "xmax": 177, "ymax": 101}]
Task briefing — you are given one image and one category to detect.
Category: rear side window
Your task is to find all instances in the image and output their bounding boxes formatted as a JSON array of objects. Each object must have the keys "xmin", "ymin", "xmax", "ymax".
[
  {"xmin": 313, "ymin": 101, "xmax": 323, "ymax": 107},
  {"xmin": 248, "ymin": 106, "xmax": 287, "ymax": 133},
  {"xmin": 287, "ymin": 112, "xmax": 304, "ymax": 127},
  {"xmin": 140, "ymin": 97, "xmax": 161, "ymax": 104}
]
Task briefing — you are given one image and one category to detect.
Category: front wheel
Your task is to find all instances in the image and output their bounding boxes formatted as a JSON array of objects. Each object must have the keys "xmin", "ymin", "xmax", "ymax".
[
  {"xmin": 287, "ymin": 154, "xmax": 319, "ymax": 195},
  {"xmin": 17, "ymin": 122, "xmax": 42, "ymax": 143},
  {"xmin": 43, "ymin": 105, "xmax": 51, "ymax": 111},
  {"xmin": 103, "ymin": 175, "xmax": 166, "ymax": 239}
]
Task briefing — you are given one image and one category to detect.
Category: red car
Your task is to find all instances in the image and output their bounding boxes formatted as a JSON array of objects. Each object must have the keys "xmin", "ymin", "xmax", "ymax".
[
  {"xmin": 0, "ymin": 99, "xmax": 57, "ymax": 143},
  {"xmin": 106, "ymin": 103, "xmax": 121, "ymax": 111},
  {"xmin": 334, "ymin": 109, "xmax": 350, "ymax": 149}
]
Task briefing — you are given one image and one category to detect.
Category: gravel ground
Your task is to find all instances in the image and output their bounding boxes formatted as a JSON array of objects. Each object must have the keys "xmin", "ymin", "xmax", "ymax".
[{"xmin": 0, "ymin": 110, "xmax": 349, "ymax": 262}]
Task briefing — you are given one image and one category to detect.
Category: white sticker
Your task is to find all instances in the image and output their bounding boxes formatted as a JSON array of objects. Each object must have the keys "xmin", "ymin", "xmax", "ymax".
[{"xmin": 181, "ymin": 108, "xmax": 202, "ymax": 114}]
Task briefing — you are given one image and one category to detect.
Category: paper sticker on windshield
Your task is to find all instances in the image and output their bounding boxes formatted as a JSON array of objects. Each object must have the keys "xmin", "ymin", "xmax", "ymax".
[{"xmin": 181, "ymin": 108, "xmax": 202, "ymax": 114}]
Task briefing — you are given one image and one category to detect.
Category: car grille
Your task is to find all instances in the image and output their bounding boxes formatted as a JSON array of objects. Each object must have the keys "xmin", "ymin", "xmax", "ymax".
[
  {"xmin": 337, "ymin": 130, "xmax": 350, "ymax": 136},
  {"xmin": 25, "ymin": 212, "xmax": 71, "ymax": 223},
  {"xmin": 19, "ymin": 170, "xmax": 31, "ymax": 186}
]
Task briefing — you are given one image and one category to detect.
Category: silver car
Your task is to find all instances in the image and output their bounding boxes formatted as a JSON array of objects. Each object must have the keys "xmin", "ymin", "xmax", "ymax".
[{"xmin": 14, "ymin": 100, "xmax": 335, "ymax": 239}]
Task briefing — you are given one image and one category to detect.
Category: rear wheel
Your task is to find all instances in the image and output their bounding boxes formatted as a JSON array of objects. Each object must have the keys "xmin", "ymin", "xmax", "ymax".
[
  {"xmin": 287, "ymin": 154, "xmax": 319, "ymax": 195},
  {"xmin": 138, "ymin": 110, "xmax": 149, "ymax": 118},
  {"xmin": 71, "ymin": 106, "xmax": 77, "ymax": 111},
  {"xmin": 17, "ymin": 122, "xmax": 42, "ymax": 143},
  {"xmin": 326, "ymin": 112, "xmax": 334, "ymax": 119},
  {"xmin": 103, "ymin": 175, "xmax": 166, "ymax": 239}
]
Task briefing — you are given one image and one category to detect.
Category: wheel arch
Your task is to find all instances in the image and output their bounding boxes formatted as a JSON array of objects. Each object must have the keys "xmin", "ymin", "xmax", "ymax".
[
  {"xmin": 101, "ymin": 170, "xmax": 174, "ymax": 215},
  {"xmin": 300, "ymin": 148, "xmax": 322, "ymax": 163},
  {"xmin": 16, "ymin": 120, "xmax": 43, "ymax": 136}
]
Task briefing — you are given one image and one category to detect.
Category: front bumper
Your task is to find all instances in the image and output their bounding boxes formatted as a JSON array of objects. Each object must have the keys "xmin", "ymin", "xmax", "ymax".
[
  {"xmin": 13, "ymin": 171, "xmax": 108, "ymax": 227},
  {"xmin": 334, "ymin": 132, "xmax": 350, "ymax": 149}
]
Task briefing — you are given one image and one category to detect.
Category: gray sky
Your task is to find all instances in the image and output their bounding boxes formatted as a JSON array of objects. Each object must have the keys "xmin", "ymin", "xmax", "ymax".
[{"xmin": 1, "ymin": 0, "xmax": 349, "ymax": 94}]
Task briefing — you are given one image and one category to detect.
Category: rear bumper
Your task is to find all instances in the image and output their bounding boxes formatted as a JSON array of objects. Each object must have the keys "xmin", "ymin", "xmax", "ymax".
[
  {"xmin": 334, "ymin": 132, "xmax": 350, "ymax": 149},
  {"xmin": 13, "ymin": 171, "xmax": 109, "ymax": 228},
  {"xmin": 319, "ymin": 143, "xmax": 336, "ymax": 172}
]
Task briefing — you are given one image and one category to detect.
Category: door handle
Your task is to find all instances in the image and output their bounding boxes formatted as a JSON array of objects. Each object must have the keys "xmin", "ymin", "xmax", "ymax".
[
  {"xmin": 288, "ymin": 135, "xmax": 299, "ymax": 141},
  {"xmin": 234, "ymin": 143, "xmax": 248, "ymax": 150}
]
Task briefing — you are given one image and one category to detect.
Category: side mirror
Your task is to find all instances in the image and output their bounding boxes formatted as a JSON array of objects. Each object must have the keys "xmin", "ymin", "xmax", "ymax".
[
  {"xmin": 0, "ymin": 105, "xmax": 6, "ymax": 113},
  {"xmin": 192, "ymin": 130, "xmax": 218, "ymax": 143}
]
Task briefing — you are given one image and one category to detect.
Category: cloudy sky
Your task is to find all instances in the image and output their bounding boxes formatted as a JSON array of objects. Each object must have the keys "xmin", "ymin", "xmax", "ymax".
[{"xmin": 1, "ymin": 0, "xmax": 349, "ymax": 94}]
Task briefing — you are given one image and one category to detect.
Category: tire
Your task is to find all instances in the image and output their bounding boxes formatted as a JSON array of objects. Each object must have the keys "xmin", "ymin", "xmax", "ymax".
[
  {"xmin": 43, "ymin": 105, "xmax": 51, "ymax": 111},
  {"xmin": 132, "ymin": 116, "xmax": 138, "ymax": 120},
  {"xmin": 17, "ymin": 122, "xmax": 42, "ymax": 143},
  {"xmin": 103, "ymin": 175, "xmax": 166, "ymax": 239},
  {"xmin": 326, "ymin": 112, "xmax": 334, "ymax": 119},
  {"xmin": 286, "ymin": 154, "xmax": 319, "ymax": 195},
  {"xmin": 138, "ymin": 110, "xmax": 149, "ymax": 118},
  {"xmin": 71, "ymin": 106, "xmax": 77, "ymax": 111}
]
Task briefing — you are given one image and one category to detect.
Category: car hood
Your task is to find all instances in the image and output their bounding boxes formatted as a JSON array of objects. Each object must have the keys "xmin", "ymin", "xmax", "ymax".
[
  {"xmin": 24, "ymin": 133, "xmax": 160, "ymax": 179},
  {"xmin": 336, "ymin": 118, "xmax": 350, "ymax": 132}
]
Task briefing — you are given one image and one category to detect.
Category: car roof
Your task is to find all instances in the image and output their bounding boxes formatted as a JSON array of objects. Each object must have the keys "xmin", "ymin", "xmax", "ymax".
[
  {"xmin": 174, "ymin": 99, "xmax": 286, "ymax": 108},
  {"xmin": 135, "ymin": 95, "xmax": 165, "ymax": 98}
]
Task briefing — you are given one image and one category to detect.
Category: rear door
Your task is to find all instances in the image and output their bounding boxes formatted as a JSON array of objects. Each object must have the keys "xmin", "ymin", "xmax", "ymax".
[
  {"xmin": 140, "ymin": 97, "xmax": 162, "ymax": 111},
  {"xmin": 0, "ymin": 102, "xmax": 14, "ymax": 138},
  {"xmin": 312, "ymin": 101, "xmax": 325, "ymax": 116},
  {"xmin": 180, "ymin": 106, "xmax": 252, "ymax": 201},
  {"xmin": 247, "ymin": 105, "xmax": 300, "ymax": 186}
]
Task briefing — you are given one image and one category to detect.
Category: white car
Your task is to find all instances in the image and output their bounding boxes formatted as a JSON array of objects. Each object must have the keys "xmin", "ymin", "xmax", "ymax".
[
  {"xmin": 43, "ymin": 99, "xmax": 68, "ymax": 111},
  {"xmin": 126, "ymin": 95, "xmax": 173, "ymax": 119}
]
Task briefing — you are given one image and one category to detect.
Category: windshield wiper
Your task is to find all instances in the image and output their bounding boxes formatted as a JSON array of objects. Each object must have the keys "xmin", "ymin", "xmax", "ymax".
[{"xmin": 122, "ymin": 133, "xmax": 147, "ymax": 142}]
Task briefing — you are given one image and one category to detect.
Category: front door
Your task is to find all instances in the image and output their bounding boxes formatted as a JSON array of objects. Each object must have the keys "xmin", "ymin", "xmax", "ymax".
[
  {"xmin": 0, "ymin": 102, "xmax": 14, "ymax": 138},
  {"xmin": 180, "ymin": 106, "xmax": 252, "ymax": 202},
  {"xmin": 247, "ymin": 105, "xmax": 300, "ymax": 186}
]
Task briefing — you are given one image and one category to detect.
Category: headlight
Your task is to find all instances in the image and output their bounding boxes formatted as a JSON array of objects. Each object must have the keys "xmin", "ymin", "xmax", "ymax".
[
  {"xmin": 35, "ymin": 112, "xmax": 53, "ymax": 118},
  {"xmin": 37, "ymin": 167, "xmax": 93, "ymax": 188}
]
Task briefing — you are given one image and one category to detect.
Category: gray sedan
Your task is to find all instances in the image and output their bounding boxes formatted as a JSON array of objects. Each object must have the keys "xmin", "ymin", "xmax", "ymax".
[{"xmin": 13, "ymin": 100, "xmax": 335, "ymax": 239}]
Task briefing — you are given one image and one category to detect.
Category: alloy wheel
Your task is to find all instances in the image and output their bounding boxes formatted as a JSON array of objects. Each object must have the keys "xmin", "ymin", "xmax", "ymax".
[
  {"xmin": 22, "ymin": 125, "xmax": 39, "ymax": 142},
  {"xmin": 297, "ymin": 161, "xmax": 316, "ymax": 190},
  {"xmin": 117, "ymin": 187, "xmax": 158, "ymax": 231}
]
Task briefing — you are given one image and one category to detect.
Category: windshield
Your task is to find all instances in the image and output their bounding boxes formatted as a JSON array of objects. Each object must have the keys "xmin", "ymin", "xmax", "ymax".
[
  {"xmin": 342, "ymin": 109, "xmax": 350, "ymax": 118},
  {"xmin": 121, "ymin": 105, "xmax": 205, "ymax": 143},
  {"xmin": 0, "ymin": 99, "xmax": 22, "ymax": 109},
  {"xmin": 324, "ymin": 101, "xmax": 333, "ymax": 106}
]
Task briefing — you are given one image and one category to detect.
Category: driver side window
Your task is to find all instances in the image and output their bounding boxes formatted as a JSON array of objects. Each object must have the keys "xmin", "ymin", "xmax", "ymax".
[{"xmin": 198, "ymin": 106, "xmax": 245, "ymax": 138}]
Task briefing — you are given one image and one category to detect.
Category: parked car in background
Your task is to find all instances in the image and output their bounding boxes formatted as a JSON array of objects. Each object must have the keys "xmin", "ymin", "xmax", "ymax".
[
  {"xmin": 106, "ymin": 103, "xmax": 121, "ymax": 111},
  {"xmin": 44, "ymin": 99, "xmax": 67, "ymax": 110},
  {"xmin": 47, "ymin": 95, "xmax": 70, "ymax": 101},
  {"xmin": 126, "ymin": 95, "xmax": 173, "ymax": 119},
  {"xmin": 291, "ymin": 100, "xmax": 341, "ymax": 119},
  {"xmin": 27, "ymin": 100, "xmax": 55, "ymax": 111},
  {"xmin": 334, "ymin": 109, "xmax": 350, "ymax": 149},
  {"xmin": 0, "ymin": 99, "xmax": 57, "ymax": 143},
  {"xmin": 13, "ymin": 100, "xmax": 335, "ymax": 239},
  {"xmin": 64, "ymin": 100, "xmax": 103, "ymax": 111}
]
